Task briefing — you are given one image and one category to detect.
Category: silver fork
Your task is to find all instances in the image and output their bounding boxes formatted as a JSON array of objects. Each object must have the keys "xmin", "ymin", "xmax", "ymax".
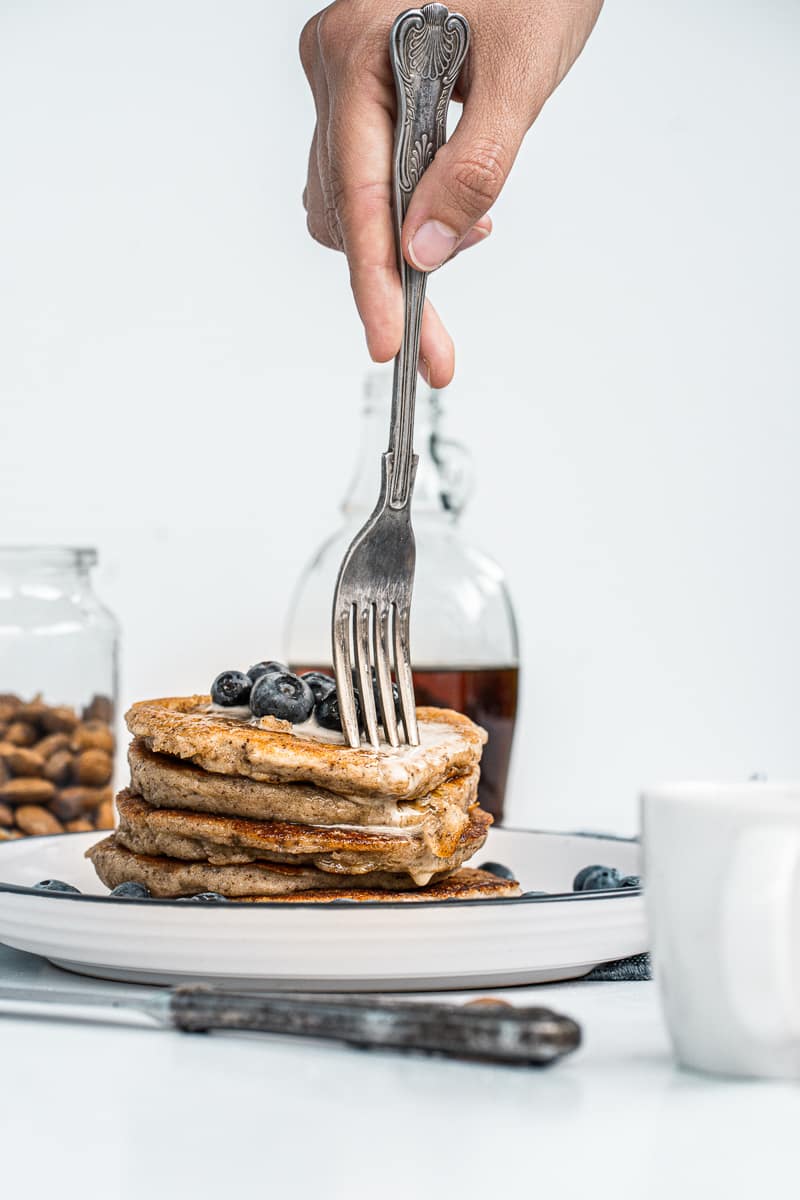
[{"xmin": 331, "ymin": 4, "xmax": 470, "ymax": 749}]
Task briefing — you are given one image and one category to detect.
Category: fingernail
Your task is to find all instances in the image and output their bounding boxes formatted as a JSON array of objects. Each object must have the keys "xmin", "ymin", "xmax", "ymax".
[
  {"xmin": 417, "ymin": 357, "xmax": 431, "ymax": 384},
  {"xmin": 408, "ymin": 220, "xmax": 459, "ymax": 271}
]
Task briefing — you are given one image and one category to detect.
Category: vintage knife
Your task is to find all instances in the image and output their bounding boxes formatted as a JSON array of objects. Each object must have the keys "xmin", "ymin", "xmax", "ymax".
[{"xmin": 0, "ymin": 983, "xmax": 581, "ymax": 1066}]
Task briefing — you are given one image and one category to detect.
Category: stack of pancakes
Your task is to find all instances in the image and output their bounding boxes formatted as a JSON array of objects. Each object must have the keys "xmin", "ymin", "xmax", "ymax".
[{"xmin": 87, "ymin": 696, "xmax": 520, "ymax": 902}]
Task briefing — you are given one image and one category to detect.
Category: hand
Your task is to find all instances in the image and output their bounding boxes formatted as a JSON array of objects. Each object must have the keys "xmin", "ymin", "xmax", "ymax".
[{"xmin": 300, "ymin": 0, "xmax": 603, "ymax": 386}]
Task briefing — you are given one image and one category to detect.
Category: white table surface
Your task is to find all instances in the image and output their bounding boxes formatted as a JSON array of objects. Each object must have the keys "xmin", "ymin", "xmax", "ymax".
[{"xmin": 1, "ymin": 947, "xmax": 796, "ymax": 1200}]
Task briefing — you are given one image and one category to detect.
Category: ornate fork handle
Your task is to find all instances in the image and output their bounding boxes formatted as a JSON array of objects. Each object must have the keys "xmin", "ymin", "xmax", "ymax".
[
  {"xmin": 388, "ymin": 4, "xmax": 470, "ymax": 509},
  {"xmin": 329, "ymin": 5, "xmax": 470, "ymax": 750}
]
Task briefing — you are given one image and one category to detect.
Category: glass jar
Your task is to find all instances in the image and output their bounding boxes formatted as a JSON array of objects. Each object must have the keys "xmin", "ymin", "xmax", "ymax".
[
  {"xmin": 0, "ymin": 547, "xmax": 120, "ymax": 839},
  {"xmin": 285, "ymin": 370, "xmax": 519, "ymax": 821}
]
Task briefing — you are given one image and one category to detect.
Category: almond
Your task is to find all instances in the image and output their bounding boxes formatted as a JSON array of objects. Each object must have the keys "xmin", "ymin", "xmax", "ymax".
[
  {"xmin": 50, "ymin": 788, "xmax": 86, "ymax": 821},
  {"xmin": 5, "ymin": 721, "xmax": 38, "ymax": 747},
  {"xmin": 83, "ymin": 694, "xmax": 114, "ymax": 724},
  {"xmin": 95, "ymin": 798, "xmax": 116, "ymax": 830},
  {"xmin": 0, "ymin": 828, "xmax": 22, "ymax": 842},
  {"xmin": 44, "ymin": 750, "xmax": 73, "ymax": 786},
  {"xmin": 56, "ymin": 785, "xmax": 112, "ymax": 816},
  {"xmin": 40, "ymin": 705, "xmax": 79, "ymax": 734},
  {"xmin": 0, "ymin": 801, "xmax": 13, "ymax": 826},
  {"xmin": 0, "ymin": 777, "xmax": 55, "ymax": 805},
  {"xmin": 0, "ymin": 699, "xmax": 21, "ymax": 723},
  {"xmin": 14, "ymin": 804, "xmax": 64, "ymax": 836},
  {"xmin": 15, "ymin": 699, "xmax": 47, "ymax": 723},
  {"xmin": 1, "ymin": 747, "xmax": 45, "ymax": 776},
  {"xmin": 35, "ymin": 732, "xmax": 70, "ymax": 759},
  {"xmin": 66, "ymin": 818, "xmax": 95, "ymax": 833},
  {"xmin": 70, "ymin": 721, "xmax": 115, "ymax": 754},
  {"xmin": 74, "ymin": 748, "xmax": 113, "ymax": 786}
]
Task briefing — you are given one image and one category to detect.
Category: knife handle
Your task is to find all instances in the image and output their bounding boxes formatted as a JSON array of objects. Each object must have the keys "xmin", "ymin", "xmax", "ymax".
[{"xmin": 170, "ymin": 989, "xmax": 581, "ymax": 1067}]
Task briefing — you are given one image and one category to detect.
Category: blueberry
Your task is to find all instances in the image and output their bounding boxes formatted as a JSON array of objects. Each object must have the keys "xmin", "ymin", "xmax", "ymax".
[
  {"xmin": 300, "ymin": 671, "xmax": 336, "ymax": 704},
  {"xmin": 250, "ymin": 671, "xmax": 315, "ymax": 723},
  {"xmin": 210, "ymin": 670, "xmax": 252, "ymax": 707},
  {"xmin": 315, "ymin": 688, "xmax": 363, "ymax": 732},
  {"xmin": 33, "ymin": 879, "xmax": 81, "ymax": 894},
  {"xmin": 372, "ymin": 678, "xmax": 402, "ymax": 723},
  {"xmin": 247, "ymin": 660, "xmax": 288, "ymax": 684},
  {"xmin": 573, "ymin": 864, "xmax": 622, "ymax": 892},
  {"xmin": 348, "ymin": 669, "xmax": 400, "ymax": 724},
  {"xmin": 620, "ymin": 875, "xmax": 641, "ymax": 889},
  {"xmin": 177, "ymin": 892, "xmax": 230, "ymax": 903},
  {"xmin": 109, "ymin": 881, "xmax": 151, "ymax": 899},
  {"xmin": 478, "ymin": 861, "xmax": 516, "ymax": 881}
]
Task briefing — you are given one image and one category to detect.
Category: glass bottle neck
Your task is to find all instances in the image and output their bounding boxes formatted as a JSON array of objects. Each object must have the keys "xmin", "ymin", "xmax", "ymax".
[{"xmin": 341, "ymin": 381, "xmax": 467, "ymax": 523}]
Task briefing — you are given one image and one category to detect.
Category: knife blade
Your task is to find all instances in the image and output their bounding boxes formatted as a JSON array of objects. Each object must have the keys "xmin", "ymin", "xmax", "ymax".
[{"xmin": 0, "ymin": 982, "xmax": 581, "ymax": 1066}]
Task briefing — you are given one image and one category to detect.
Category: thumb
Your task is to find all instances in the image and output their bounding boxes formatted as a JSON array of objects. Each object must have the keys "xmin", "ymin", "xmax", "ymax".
[{"xmin": 401, "ymin": 96, "xmax": 528, "ymax": 272}]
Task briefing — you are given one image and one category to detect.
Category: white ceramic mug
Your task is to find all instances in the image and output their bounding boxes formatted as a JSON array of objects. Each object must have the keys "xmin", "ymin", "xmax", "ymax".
[{"xmin": 642, "ymin": 782, "xmax": 800, "ymax": 1079}]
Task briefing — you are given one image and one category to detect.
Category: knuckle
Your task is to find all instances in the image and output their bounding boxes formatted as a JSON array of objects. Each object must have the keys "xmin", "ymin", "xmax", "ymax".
[
  {"xmin": 448, "ymin": 140, "xmax": 507, "ymax": 215},
  {"xmin": 329, "ymin": 175, "xmax": 390, "ymax": 221},
  {"xmin": 323, "ymin": 201, "xmax": 343, "ymax": 248},
  {"xmin": 298, "ymin": 16, "xmax": 318, "ymax": 74},
  {"xmin": 316, "ymin": 5, "xmax": 350, "ymax": 59}
]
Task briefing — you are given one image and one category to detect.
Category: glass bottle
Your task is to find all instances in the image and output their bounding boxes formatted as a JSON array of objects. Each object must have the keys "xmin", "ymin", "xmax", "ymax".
[
  {"xmin": 0, "ymin": 546, "xmax": 120, "ymax": 838},
  {"xmin": 285, "ymin": 370, "xmax": 519, "ymax": 821}
]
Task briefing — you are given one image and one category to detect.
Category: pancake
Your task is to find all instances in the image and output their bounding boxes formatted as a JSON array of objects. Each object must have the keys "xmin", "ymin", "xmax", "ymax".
[
  {"xmin": 238, "ymin": 868, "xmax": 521, "ymax": 903},
  {"xmin": 125, "ymin": 697, "xmax": 486, "ymax": 801},
  {"xmin": 87, "ymin": 834, "xmax": 512, "ymax": 898},
  {"xmin": 128, "ymin": 739, "xmax": 479, "ymax": 830},
  {"xmin": 114, "ymin": 791, "xmax": 490, "ymax": 882}
]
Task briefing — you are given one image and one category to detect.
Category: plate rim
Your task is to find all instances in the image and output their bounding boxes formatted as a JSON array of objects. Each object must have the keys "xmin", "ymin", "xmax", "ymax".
[{"xmin": 0, "ymin": 827, "xmax": 642, "ymax": 911}]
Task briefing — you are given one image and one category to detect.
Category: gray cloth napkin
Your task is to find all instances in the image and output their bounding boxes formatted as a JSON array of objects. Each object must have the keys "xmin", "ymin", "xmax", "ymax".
[{"xmin": 583, "ymin": 952, "xmax": 652, "ymax": 982}]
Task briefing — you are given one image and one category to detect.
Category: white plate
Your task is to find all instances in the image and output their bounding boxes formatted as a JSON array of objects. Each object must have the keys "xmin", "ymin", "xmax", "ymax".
[{"xmin": 0, "ymin": 829, "xmax": 645, "ymax": 991}]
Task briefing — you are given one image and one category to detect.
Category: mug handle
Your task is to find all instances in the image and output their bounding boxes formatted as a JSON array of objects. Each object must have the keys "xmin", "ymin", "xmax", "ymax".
[{"xmin": 721, "ymin": 827, "xmax": 800, "ymax": 1041}]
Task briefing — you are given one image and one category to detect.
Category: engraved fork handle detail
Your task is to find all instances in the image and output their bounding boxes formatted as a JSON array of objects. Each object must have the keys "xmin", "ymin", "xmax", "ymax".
[{"xmin": 388, "ymin": 4, "xmax": 470, "ymax": 509}]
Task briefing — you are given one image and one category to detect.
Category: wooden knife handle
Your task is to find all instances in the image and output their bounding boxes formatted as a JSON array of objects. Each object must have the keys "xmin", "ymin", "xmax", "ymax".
[{"xmin": 170, "ymin": 989, "xmax": 581, "ymax": 1067}]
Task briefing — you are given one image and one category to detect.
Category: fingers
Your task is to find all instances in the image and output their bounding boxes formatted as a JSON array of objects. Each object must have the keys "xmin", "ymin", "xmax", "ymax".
[
  {"xmin": 300, "ymin": 6, "xmax": 495, "ymax": 381},
  {"xmin": 325, "ymin": 73, "xmax": 401, "ymax": 362},
  {"xmin": 453, "ymin": 214, "xmax": 493, "ymax": 257},
  {"xmin": 323, "ymin": 68, "xmax": 493, "ymax": 370},
  {"xmin": 402, "ymin": 87, "xmax": 529, "ymax": 272},
  {"xmin": 300, "ymin": 17, "xmax": 331, "ymax": 247},
  {"xmin": 418, "ymin": 300, "xmax": 454, "ymax": 388},
  {"xmin": 304, "ymin": 129, "xmax": 338, "ymax": 250},
  {"xmin": 302, "ymin": 17, "xmax": 343, "ymax": 252}
]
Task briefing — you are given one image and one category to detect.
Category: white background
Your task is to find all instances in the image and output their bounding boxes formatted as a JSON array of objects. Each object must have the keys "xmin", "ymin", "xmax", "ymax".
[{"xmin": 2, "ymin": 0, "xmax": 798, "ymax": 833}]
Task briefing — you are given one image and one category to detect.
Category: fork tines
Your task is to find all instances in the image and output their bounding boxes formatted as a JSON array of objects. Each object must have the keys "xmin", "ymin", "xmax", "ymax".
[{"xmin": 332, "ymin": 601, "xmax": 418, "ymax": 751}]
